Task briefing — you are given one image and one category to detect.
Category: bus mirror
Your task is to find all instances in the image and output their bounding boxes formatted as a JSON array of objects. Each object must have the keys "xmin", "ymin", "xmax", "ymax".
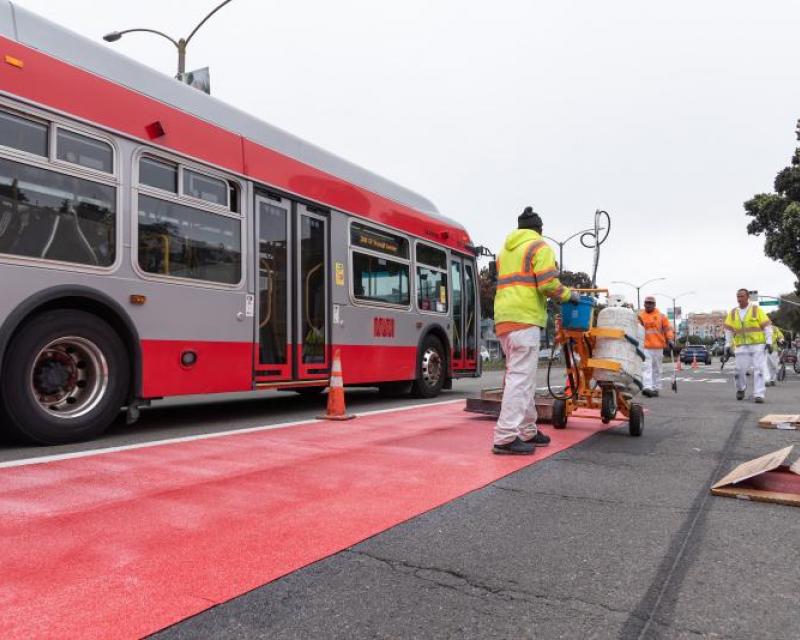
[{"xmin": 488, "ymin": 260, "xmax": 497, "ymax": 283}]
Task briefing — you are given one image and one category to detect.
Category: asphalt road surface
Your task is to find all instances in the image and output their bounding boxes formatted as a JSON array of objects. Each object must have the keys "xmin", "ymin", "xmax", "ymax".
[
  {"xmin": 5, "ymin": 362, "xmax": 800, "ymax": 639},
  {"xmin": 153, "ymin": 363, "xmax": 800, "ymax": 640}
]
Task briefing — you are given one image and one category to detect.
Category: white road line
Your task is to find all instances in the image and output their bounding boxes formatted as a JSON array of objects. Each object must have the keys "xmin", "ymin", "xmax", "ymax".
[{"xmin": 0, "ymin": 398, "xmax": 465, "ymax": 470}]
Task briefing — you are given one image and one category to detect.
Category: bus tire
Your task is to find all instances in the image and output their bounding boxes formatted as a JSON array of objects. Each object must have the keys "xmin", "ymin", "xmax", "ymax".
[
  {"xmin": 0, "ymin": 310, "xmax": 129, "ymax": 445},
  {"xmin": 412, "ymin": 335, "xmax": 446, "ymax": 398}
]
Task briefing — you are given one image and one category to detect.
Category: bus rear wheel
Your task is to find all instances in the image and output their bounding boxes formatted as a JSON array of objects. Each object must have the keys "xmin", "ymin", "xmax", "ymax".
[
  {"xmin": 412, "ymin": 335, "xmax": 446, "ymax": 398},
  {"xmin": 0, "ymin": 310, "xmax": 129, "ymax": 445}
]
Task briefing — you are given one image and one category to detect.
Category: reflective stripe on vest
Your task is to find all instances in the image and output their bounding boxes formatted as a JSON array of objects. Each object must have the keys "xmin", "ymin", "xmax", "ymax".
[{"xmin": 493, "ymin": 232, "xmax": 561, "ymax": 327}]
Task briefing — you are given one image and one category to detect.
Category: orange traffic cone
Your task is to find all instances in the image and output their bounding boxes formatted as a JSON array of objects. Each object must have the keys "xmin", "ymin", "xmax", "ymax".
[
  {"xmin": 318, "ymin": 349, "xmax": 355, "ymax": 421},
  {"xmin": 691, "ymin": 354, "xmax": 698, "ymax": 370}
]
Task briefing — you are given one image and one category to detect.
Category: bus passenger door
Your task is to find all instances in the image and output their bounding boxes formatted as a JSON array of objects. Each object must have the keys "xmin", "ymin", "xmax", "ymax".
[
  {"xmin": 295, "ymin": 205, "xmax": 329, "ymax": 379},
  {"xmin": 255, "ymin": 194, "xmax": 292, "ymax": 380},
  {"xmin": 451, "ymin": 258, "xmax": 465, "ymax": 370},
  {"xmin": 463, "ymin": 261, "xmax": 478, "ymax": 370}
]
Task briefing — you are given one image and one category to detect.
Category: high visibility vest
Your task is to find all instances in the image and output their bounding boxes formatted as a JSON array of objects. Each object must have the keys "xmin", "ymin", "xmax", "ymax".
[
  {"xmin": 637, "ymin": 309, "xmax": 674, "ymax": 349},
  {"xmin": 723, "ymin": 305, "xmax": 770, "ymax": 347},
  {"xmin": 493, "ymin": 229, "xmax": 571, "ymax": 328},
  {"xmin": 773, "ymin": 327, "xmax": 784, "ymax": 345}
]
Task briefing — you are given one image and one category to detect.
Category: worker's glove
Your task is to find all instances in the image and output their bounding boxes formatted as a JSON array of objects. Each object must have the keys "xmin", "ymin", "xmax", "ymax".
[
  {"xmin": 766, "ymin": 344, "xmax": 773, "ymax": 355},
  {"xmin": 724, "ymin": 346, "xmax": 733, "ymax": 358},
  {"xmin": 568, "ymin": 291, "xmax": 581, "ymax": 304}
]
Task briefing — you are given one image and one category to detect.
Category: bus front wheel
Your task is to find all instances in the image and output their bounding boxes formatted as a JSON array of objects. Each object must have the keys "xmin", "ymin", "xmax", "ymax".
[
  {"xmin": 412, "ymin": 335, "xmax": 446, "ymax": 398},
  {"xmin": 0, "ymin": 310, "xmax": 129, "ymax": 445}
]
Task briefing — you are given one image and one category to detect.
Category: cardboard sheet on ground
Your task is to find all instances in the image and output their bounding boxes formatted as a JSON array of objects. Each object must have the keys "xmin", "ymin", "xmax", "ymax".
[
  {"xmin": 711, "ymin": 445, "xmax": 800, "ymax": 507},
  {"xmin": 758, "ymin": 414, "xmax": 800, "ymax": 430}
]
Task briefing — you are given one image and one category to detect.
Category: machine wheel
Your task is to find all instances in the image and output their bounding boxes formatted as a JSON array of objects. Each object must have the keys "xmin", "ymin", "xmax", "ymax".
[
  {"xmin": 794, "ymin": 361, "xmax": 800, "ymax": 375},
  {"xmin": 600, "ymin": 390, "xmax": 617, "ymax": 424},
  {"xmin": 0, "ymin": 310, "xmax": 129, "ymax": 445},
  {"xmin": 777, "ymin": 365, "xmax": 786, "ymax": 382},
  {"xmin": 412, "ymin": 335, "xmax": 446, "ymax": 398},
  {"xmin": 628, "ymin": 403, "xmax": 644, "ymax": 437},
  {"xmin": 552, "ymin": 398, "xmax": 568, "ymax": 429}
]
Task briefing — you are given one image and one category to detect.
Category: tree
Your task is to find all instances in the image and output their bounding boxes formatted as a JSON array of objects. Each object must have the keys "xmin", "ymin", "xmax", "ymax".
[
  {"xmin": 768, "ymin": 292, "xmax": 800, "ymax": 336},
  {"xmin": 558, "ymin": 270, "xmax": 593, "ymax": 290},
  {"xmin": 744, "ymin": 130, "xmax": 800, "ymax": 293}
]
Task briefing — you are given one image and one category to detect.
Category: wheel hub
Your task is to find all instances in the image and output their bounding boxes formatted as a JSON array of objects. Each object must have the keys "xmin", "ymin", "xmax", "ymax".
[
  {"xmin": 33, "ymin": 350, "xmax": 76, "ymax": 396},
  {"xmin": 421, "ymin": 348, "xmax": 442, "ymax": 386},
  {"xmin": 29, "ymin": 336, "xmax": 108, "ymax": 419}
]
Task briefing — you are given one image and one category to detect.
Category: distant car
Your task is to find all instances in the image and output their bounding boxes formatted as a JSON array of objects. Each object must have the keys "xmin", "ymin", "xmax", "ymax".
[
  {"xmin": 480, "ymin": 346, "xmax": 490, "ymax": 362},
  {"xmin": 680, "ymin": 344, "xmax": 711, "ymax": 365}
]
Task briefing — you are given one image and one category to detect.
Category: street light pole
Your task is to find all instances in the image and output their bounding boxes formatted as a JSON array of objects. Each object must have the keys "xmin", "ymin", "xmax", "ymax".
[
  {"xmin": 653, "ymin": 291, "xmax": 695, "ymax": 340},
  {"xmin": 103, "ymin": 0, "xmax": 234, "ymax": 82},
  {"xmin": 610, "ymin": 277, "xmax": 666, "ymax": 310},
  {"xmin": 542, "ymin": 227, "xmax": 595, "ymax": 274}
]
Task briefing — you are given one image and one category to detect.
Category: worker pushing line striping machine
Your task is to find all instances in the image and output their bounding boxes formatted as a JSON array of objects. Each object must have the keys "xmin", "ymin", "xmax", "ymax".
[{"xmin": 547, "ymin": 289, "xmax": 647, "ymax": 436}]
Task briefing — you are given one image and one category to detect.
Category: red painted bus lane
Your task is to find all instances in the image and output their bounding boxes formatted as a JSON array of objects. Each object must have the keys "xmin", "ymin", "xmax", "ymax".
[{"xmin": 0, "ymin": 402, "xmax": 619, "ymax": 639}]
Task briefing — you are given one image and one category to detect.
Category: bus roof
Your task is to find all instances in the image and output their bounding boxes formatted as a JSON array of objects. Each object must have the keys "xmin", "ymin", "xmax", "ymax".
[{"xmin": 0, "ymin": 2, "xmax": 470, "ymax": 240}]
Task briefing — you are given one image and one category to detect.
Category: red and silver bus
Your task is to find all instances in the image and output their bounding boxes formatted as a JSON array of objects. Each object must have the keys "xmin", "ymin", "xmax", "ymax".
[{"xmin": 0, "ymin": 3, "xmax": 480, "ymax": 444}]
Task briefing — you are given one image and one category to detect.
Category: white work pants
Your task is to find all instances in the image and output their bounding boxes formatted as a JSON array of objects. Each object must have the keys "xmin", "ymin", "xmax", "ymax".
[
  {"xmin": 763, "ymin": 350, "xmax": 779, "ymax": 382},
  {"xmin": 495, "ymin": 326, "xmax": 540, "ymax": 445},
  {"xmin": 735, "ymin": 344, "xmax": 767, "ymax": 399},
  {"xmin": 642, "ymin": 348, "xmax": 664, "ymax": 391}
]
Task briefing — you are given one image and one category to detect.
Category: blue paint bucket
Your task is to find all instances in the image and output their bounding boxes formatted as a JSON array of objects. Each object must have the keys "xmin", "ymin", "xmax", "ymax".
[{"xmin": 561, "ymin": 295, "xmax": 595, "ymax": 331}]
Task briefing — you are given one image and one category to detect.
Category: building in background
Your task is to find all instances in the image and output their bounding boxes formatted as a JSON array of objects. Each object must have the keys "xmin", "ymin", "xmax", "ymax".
[{"xmin": 687, "ymin": 311, "xmax": 727, "ymax": 340}]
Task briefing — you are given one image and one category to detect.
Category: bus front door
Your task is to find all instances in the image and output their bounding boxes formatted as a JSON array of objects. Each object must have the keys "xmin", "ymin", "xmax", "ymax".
[
  {"xmin": 450, "ymin": 257, "xmax": 478, "ymax": 373},
  {"xmin": 255, "ymin": 194, "xmax": 329, "ymax": 384}
]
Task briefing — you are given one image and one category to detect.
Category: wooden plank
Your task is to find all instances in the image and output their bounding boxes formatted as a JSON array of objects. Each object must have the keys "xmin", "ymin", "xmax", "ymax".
[
  {"xmin": 758, "ymin": 414, "xmax": 800, "ymax": 428},
  {"xmin": 711, "ymin": 485, "xmax": 800, "ymax": 508}
]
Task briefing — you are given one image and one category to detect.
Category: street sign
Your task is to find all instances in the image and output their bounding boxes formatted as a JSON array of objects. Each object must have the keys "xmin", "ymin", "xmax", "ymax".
[
  {"xmin": 667, "ymin": 306, "xmax": 681, "ymax": 319},
  {"xmin": 759, "ymin": 299, "xmax": 780, "ymax": 307}
]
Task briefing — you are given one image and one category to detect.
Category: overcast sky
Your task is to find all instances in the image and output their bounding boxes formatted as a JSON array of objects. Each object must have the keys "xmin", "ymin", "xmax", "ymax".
[{"xmin": 14, "ymin": 0, "xmax": 799, "ymax": 314}]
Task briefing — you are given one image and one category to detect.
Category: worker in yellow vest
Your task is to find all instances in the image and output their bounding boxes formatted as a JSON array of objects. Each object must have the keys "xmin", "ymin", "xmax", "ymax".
[
  {"xmin": 763, "ymin": 326, "xmax": 784, "ymax": 386},
  {"xmin": 723, "ymin": 288, "xmax": 773, "ymax": 403},
  {"xmin": 492, "ymin": 207, "xmax": 579, "ymax": 455}
]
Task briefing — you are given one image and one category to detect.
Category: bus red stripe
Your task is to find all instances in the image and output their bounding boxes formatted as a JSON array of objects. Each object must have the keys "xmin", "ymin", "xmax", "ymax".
[{"xmin": 0, "ymin": 36, "xmax": 471, "ymax": 253}]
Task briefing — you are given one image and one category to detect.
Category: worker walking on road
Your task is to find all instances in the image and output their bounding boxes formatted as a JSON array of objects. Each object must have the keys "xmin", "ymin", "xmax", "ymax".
[
  {"xmin": 763, "ymin": 325, "xmax": 784, "ymax": 386},
  {"xmin": 723, "ymin": 288, "xmax": 772, "ymax": 403},
  {"xmin": 638, "ymin": 296, "xmax": 675, "ymax": 397},
  {"xmin": 492, "ymin": 207, "xmax": 579, "ymax": 455}
]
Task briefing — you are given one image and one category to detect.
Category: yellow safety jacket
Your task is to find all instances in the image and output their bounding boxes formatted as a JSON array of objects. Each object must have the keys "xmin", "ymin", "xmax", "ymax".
[
  {"xmin": 493, "ymin": 229, "xmax": 572, "ymax": 328},
  {"xmin": 773, "ymin": 327, "xmax": 784, "ymax": 346},
  {"xmin": 723, "ymin": 304, "xmax": 771, "ymax": 347}
]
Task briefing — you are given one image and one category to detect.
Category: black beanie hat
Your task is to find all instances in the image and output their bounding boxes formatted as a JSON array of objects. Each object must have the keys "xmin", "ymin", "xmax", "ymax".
[{"xmin": 518, "ymin": 206, "xmax": 543, "ymax": 232}]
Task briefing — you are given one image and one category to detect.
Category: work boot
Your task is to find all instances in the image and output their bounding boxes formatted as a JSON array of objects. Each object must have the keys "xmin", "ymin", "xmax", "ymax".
[
  {"xmin": 736, "ymin": 390, "xmax": 744, "ymax": 401},
  {"xmin": 523, "ymin": 431, "xmax": 551, "ymax": 447},
  {"xmin": 754, "ymin": 397, "xmax": 765, "ymax": 404},
  {"xmin": 492, "ymin": 437, "xmax": 535, "ymax": 456},
  {"xmin": 642, "ymin": 389, "xmax": 654, "ymax": 398}
]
